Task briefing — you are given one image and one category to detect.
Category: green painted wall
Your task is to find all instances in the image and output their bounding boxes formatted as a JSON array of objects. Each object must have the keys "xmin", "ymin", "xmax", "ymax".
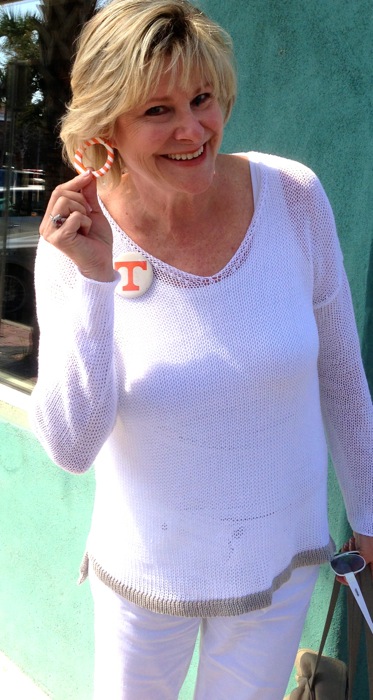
[
  {"xmin": 1, "ymin": 1, "xmax": 372, "ymax": 698},
  {"xmin": 0, "ymin": 418, "xmax": 95, "ymax": 699},
  {"xmin": 213, "ymin": 0, "xmax": 372, "ymax": 331}
]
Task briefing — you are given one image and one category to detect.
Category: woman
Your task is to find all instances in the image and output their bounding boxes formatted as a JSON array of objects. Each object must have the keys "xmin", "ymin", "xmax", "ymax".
[{"xmin": 31, "ymin": 0, "xmax": 373, "ymax": 698}]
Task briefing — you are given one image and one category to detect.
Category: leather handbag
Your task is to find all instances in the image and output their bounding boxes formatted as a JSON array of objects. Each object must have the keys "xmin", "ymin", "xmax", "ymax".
[{"xmin": 285, "ymin": 567, "xmax": 373, "ymax": 700}]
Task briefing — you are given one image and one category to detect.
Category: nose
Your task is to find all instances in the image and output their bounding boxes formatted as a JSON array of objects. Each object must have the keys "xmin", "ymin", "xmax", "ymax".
[{"xmin": 173, "ymin": 107, "xmax": 204, "ymax": 142}]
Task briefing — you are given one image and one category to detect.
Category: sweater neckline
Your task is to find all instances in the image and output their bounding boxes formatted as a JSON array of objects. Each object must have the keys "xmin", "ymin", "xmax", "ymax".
[{"xmin": 100, "ymin": 152, "xmax": 266, "ymax": 289}]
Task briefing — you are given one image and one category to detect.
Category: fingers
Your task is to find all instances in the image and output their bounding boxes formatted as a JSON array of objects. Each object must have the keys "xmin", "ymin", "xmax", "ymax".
[
  {"xmin": 338, "ymin": 532, "xmax": 373, "ymax": 582},
  {"xmin": 336, "ymin": 536, "xmax": 357, "ymax": 586},
  {"xmin": 43, "ymin": 170, "xmax": 95, "ymax": 218},
  {"xmin": 353, "ymin": 532, "xmax": 373, "ymax": 575},
  {"xmin": 340, "ymin": 536, "xmax": 356, "ymax": 553},
  {"xmin": 43, "ymin": 196, "xmax": 87, "ymax": 230},
  {"xmin": 38, "ymin": 170, "xmax": 114, "ymax": 280},
  {"xmin": 40, "ymin": 171, "xmax": 97, "ymax": 239},
  {"xmin": 79, "ymin": 172, "xmax": 102, "ymax": 213},
  {"xmin": 43, "ymin": 210, "xmax": 93, "ymax": 246}
]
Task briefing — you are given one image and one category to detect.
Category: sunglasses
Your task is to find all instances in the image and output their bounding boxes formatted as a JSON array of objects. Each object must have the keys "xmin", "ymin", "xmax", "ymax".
[{"xmin": 330, "ymin": 551, "xmax": 373, "ymax": 634}]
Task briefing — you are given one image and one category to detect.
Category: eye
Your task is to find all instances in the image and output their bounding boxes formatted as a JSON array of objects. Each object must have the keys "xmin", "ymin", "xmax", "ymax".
[
  {"xmin": 192, "ymin": 93, "xmax": 211, "ymax": 107},
  {"xmin": 145, "ymin": 105, "xmax": 168, "ymax": 116}
]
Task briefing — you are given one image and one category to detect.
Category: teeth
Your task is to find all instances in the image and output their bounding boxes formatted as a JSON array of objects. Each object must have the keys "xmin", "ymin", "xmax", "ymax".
[{"xmin": 167, "ymin": 146, "xmax": 204, "ymax": 161}]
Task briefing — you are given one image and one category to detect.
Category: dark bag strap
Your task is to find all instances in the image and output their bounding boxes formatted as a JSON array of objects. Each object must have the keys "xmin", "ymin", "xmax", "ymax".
[
  {"xmin": 309, "ymin": 576, "xmax": 341, "ymax": 691},
  {"xmin": 347, "ymin": 567, "xmax": 373, "ymax": 700},
  {"xmin": 307, "ymin": 569, "xmax": 373, "ymax": 698}
]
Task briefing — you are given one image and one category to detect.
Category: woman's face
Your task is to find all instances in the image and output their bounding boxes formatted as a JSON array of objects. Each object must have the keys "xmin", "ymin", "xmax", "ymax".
[{"xmin": 112, "ymin": 67, "xmax": 224, "ymax": 199}]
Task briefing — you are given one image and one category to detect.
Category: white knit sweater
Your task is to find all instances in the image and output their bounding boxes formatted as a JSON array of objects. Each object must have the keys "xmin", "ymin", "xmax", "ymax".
[{"xmin": 31, "ymin": 152, "xmax": 373, "ymax": 616}]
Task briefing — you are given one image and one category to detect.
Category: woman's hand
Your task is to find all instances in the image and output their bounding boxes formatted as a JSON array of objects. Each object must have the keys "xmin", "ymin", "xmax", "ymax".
[
  {"xmin": 336, "ymin": 532, "xmax": 373, "ymax": 584},
  {"xmin": 39, "ymin": 170, "xmax": 115, "ymax": 282},
  {"xmin": 353, "ymin": 531, "xmax": 373, "ymax": 576}
]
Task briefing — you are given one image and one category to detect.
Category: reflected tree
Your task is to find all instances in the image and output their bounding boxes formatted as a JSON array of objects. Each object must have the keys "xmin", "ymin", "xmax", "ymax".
[
  {"xmin": 35, "ymin": 0, "xmax": 99, "ymax": 199},
  {"xmin": 0, "ymin": 0, "xmax": 98, "ymax": 376},
  {"xmin": 0, "ymin": 0, "xmax": 99, "ymax": 198},
  {"xmin": 0, "ymin": 11, "xmax": 42, "ymax": 168}
]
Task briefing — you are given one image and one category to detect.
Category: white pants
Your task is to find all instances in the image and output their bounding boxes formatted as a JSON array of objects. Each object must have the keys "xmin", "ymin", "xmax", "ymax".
[{"xmin": 90, "ymin": 565, "xmax": 319, "ymax": 700}]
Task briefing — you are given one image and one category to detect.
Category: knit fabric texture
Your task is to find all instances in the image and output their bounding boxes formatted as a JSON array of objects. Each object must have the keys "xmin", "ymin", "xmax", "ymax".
[{"xmin": 30, "ymin": 152, "xmax": 373, "ymax": 617}]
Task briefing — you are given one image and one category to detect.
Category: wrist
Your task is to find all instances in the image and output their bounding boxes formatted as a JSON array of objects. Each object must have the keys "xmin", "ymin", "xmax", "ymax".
[{"xmin": 79, "ymin": 265, "xmax": 116, "ymax": 283}]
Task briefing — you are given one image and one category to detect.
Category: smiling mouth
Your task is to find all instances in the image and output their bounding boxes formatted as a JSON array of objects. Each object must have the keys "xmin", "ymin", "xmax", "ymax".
[{"xmin": 166, "ymin": 145, "xmax": 204, "ymax": 161}]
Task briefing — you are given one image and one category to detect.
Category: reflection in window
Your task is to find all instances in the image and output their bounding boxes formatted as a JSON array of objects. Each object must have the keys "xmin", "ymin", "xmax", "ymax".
[
  {"xmin": 0, "ymin": 0, "xmax": 100, "ymax": 390},
  {"xmin": 0, "ymin": 56, "xmax": 41, "ymax": 387}
]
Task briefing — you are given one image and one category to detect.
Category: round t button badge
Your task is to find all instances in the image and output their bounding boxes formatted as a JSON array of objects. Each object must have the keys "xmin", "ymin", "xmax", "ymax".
[{"xmin": 114, "ymin": 252, "xmax": 153, "ymax": 298}]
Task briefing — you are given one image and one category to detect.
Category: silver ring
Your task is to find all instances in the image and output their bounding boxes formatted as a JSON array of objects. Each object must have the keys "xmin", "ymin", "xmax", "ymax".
[{"xmin": 50, "ymin": 213, "xmax": 67, "ymax": 228}]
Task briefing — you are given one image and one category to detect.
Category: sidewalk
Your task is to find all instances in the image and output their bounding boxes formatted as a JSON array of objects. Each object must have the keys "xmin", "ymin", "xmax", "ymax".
[{"xmin": 0, "ymin": 652, "xmax": 50, "ymax": 699}]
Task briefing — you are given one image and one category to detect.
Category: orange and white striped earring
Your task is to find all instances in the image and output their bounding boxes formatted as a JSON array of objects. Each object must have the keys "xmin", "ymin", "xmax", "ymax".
[{"xmin": 74, "ymin": 137, "xmax": 114, "ymax": 178}]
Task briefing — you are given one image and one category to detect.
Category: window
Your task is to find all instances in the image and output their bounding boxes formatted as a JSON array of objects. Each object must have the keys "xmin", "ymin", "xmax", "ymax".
[
  {"xmin": 0, "ymin": 54, "xmax": 41, "ymax": 390},
  {"xmin": 0, "ymin": 0, "xmax": 102, "ymax": 392}
]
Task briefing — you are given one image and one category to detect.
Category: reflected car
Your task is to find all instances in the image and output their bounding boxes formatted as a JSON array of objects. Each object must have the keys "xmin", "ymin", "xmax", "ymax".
[
  {"xmin": 3, "ymin": 215, "xmax": 41, "ymax": 325},
  {"xmin": 1, "ymin": 169, "xmax": 44, "ymax": 325}
]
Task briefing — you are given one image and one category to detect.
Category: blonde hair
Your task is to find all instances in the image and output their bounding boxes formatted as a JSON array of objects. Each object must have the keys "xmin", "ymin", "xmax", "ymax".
[{"xmin": 60, "ymin": 0, "xmax": 237, "ymax": 188}]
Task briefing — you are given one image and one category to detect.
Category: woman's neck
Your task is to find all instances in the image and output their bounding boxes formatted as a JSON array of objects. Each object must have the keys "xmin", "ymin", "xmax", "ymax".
[
  {"xmin": 108, "ymin": 167, "xmax": 224, "ymax": 247},
  {"xmin": 100, "ymin": 154, "xmax": 254, "ymax": 276}
]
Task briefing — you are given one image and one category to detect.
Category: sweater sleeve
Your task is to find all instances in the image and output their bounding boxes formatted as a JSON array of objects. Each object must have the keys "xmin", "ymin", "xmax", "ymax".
[
  {"xmin": 30, "ymin": 237, "xmax": 119, "ymax": 473},
  {"xmin": 315, "ymin": 273, "xmax": 373, "ymax": 535},
  {"xmin": 310, "ymin": 178, "xmax": 373, "ymax": 535}
]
